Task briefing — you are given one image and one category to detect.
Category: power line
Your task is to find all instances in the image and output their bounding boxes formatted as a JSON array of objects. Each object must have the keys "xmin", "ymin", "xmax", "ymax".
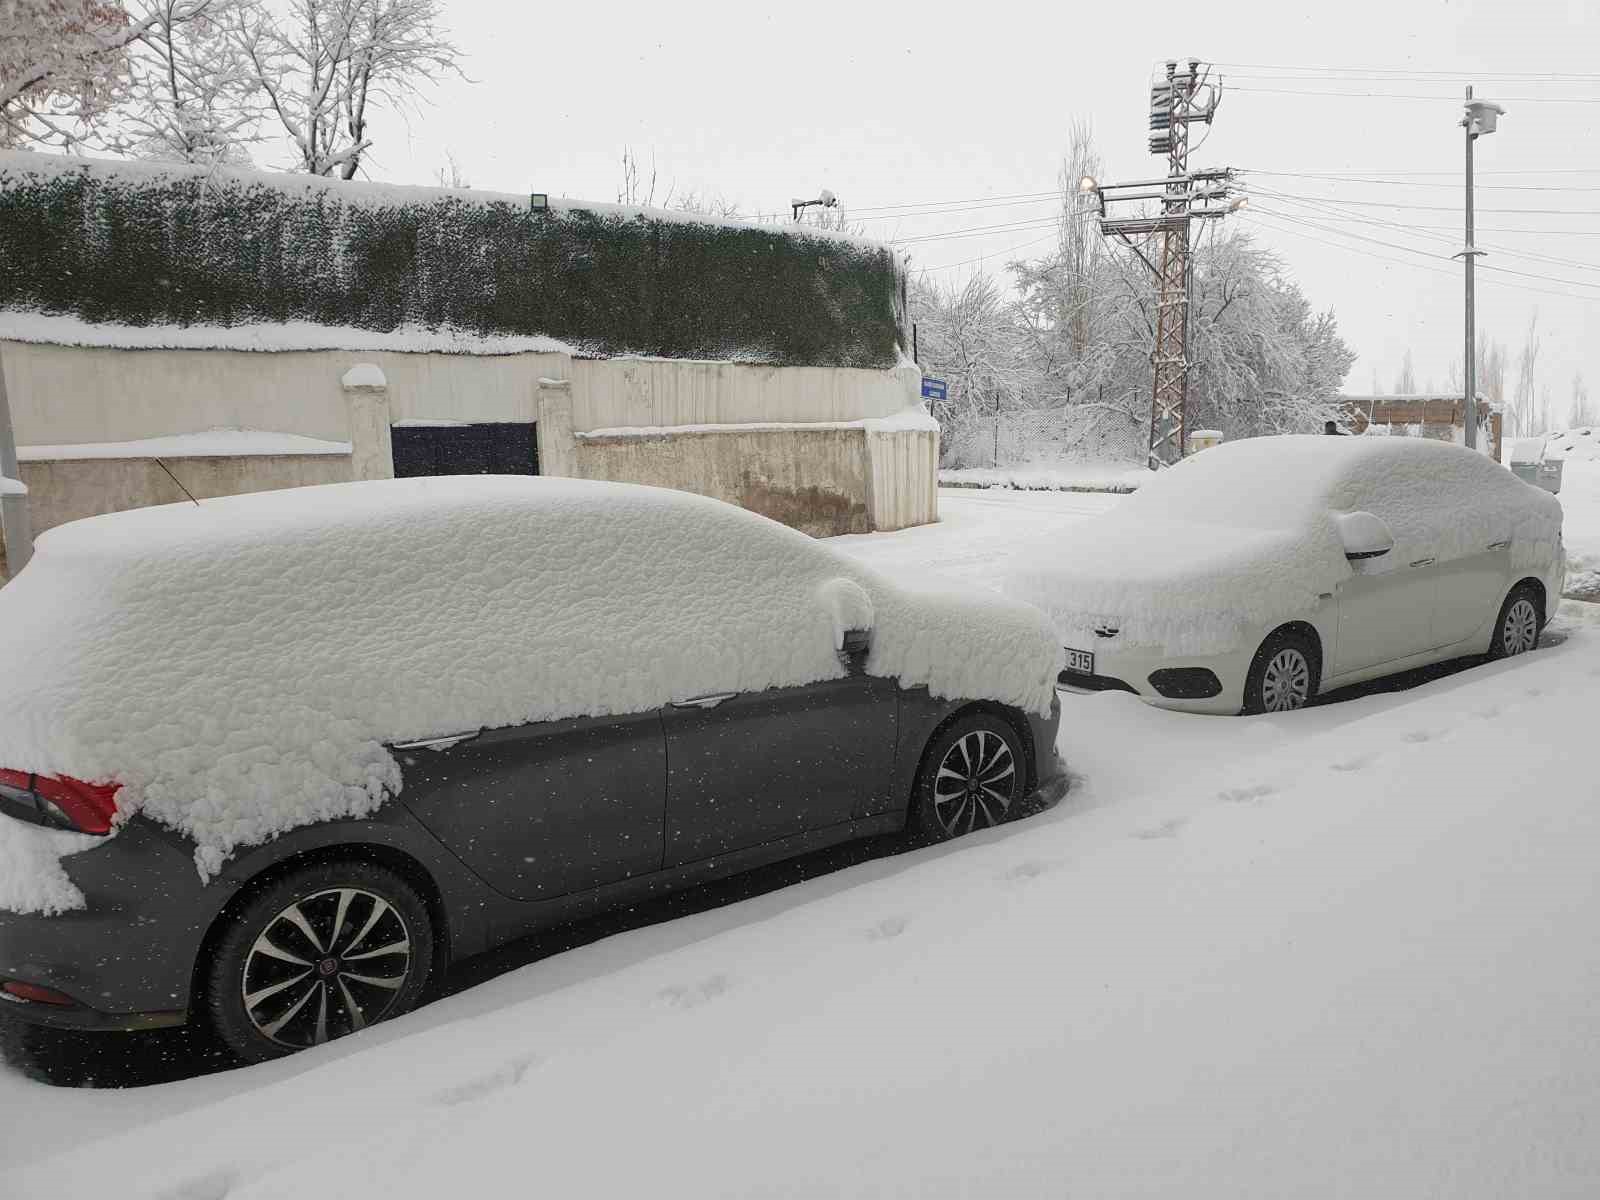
[
  {"xmin": 1230, "ymin": 84, "xmax": 1600, "ymax": 104},
  {"xmin": 890, "ymin": 215, "xmax": 1061, "ymax": 246},
  {"xmin": 1247, "ymin": 184, "xmax": 1600, "ymax": 216},
  {"xmin": 1247, "ymin": 207, "xmax": 1600, "ymax": 297},
  {"xmin": 1243, "ymin": 169, "xmax": 1600, "ymax": 192},
  {"xmin": 1212, "ymin": 61, "xmax": 1600, "ymax": 81},
  {"xmin": 914, "ymin": 232, "xmax": 1060, "ymax": 273}
]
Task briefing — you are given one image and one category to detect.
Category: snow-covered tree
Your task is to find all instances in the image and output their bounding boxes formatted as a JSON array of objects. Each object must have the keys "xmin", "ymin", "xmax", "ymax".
[
  {"xmin": 2, "ymin": 0, "xmax": 139, "ymax": 148},
  {"xmin": 119, "ymin": 0, "xmax": 260, "ymax": 163},
  {"xmin": 1570, "ymin": 372, "xmax": 1595, "ymax": 429},
  {"xmin": 237, "ymin": 0, "xmax": 461, "ymax": 178}
]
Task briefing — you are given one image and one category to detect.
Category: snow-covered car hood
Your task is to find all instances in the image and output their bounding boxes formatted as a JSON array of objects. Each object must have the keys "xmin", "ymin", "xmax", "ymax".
[
  {"xmin": 0, "ymin": 477, "xmax": 1060, "ymax": 913},
  {"xmin": 1004, "ymin": 515, "xmax": 1339, "ymax": 656}
]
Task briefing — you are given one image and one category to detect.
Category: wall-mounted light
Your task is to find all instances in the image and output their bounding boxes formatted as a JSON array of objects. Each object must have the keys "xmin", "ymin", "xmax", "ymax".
[{"xmin": 529, "ymin": 193, "xmax": 549, "ymax": 212}]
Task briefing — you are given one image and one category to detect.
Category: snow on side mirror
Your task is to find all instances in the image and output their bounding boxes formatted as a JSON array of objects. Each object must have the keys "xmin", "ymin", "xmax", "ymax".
[{"xmin": 1336, "ymin": 511, "xmax": 1395, "ymax": 561}]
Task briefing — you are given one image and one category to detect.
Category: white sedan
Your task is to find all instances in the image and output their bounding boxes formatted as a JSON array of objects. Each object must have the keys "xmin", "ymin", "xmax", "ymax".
[{"xmin": 1004, "ymin": 435, "xmax": 1566, "ymax": 714}]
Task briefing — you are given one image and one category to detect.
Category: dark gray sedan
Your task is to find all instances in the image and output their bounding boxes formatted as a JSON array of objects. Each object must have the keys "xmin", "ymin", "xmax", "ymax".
[{"xmin": 0, "ymin": 477, "xmax": 1065, "ymax": 1063}]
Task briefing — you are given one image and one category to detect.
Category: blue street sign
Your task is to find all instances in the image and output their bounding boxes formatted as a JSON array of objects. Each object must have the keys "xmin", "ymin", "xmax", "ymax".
[{"xmin": 921, "ymin": 376, "xmax": 947, "ymax": 401}]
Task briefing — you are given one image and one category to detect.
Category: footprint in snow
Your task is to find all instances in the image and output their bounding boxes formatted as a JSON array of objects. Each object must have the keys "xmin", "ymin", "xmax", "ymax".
[
  {"xmin": 865, "ymin": 915, "xmax": 909, "ymax": 941},
  {"xmin": 1401, "ymin": 729, "xmax": 1439, "ymax": 744},
  {"xmin": 156, "ymin": 1170, "xmax": 237, "ymax": 1200},
  {"xmin": 1217, "ymin": 784, "xmax": 1275, "ymax": 806},
  {"xmin": 433, "ymin": 1054, "xmax": 539, "ymax": 1107},
  {"xmin": 1130, "ymin": 817, "xmax": 1187, "ymax": 840},
  {"xmin": 1002, "ymin": 859, "xmax": 1061, "ymax": 882},
  {"xmin": 1331, "ymin": 754, "xmax": 1375, "ymax": 772},
  {"xmin": 657, "ymin": 974, "xmax": 732, "ymax": 1010},
  {"xmin": 1475, "ymin": 705, "xmax": 1502, "ymax": 720},
  {"xmin": 1525, "ymin": 687, "xmax": 1545, "ymax": 697}
]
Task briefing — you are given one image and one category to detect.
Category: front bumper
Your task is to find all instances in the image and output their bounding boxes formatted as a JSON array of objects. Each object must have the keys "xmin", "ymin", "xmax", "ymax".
[{"xmin": 1057, "ymin": 642, "xmax": 1254, "ymax": 715}]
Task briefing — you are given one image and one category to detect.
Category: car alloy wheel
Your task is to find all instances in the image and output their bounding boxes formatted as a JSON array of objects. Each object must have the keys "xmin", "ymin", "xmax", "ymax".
[
  {"xmin": 242, "ymin": 887, "xmax": 413, "ymax": 1050},
  {"xmin": 1501, "ymin": 597, "xmax": 1540, "ymax": 656},
  {"xmin": 931, "ymin": 727, "xmax": 1019, "ymax": 837},
  {"xmin": 1260, "ymin": 647, "xmax": 1312, "ymax": 712},
  {"xmin": 206, "ymin": 859, "xmax": 434, "ymax": 1062}
]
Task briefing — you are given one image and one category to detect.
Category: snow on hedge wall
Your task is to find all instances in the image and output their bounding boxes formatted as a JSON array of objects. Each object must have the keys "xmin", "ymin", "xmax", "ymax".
[{"xmin": 0, "ymin": 151, "xmax": 905, "ymax": 367}]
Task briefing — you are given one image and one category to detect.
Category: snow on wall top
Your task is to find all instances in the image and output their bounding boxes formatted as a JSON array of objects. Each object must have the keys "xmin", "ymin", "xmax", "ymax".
[
  {"xmin": 1003, "ymin": 435, "xmax": 1563, "ymax": 656},
  {"xmin": 0, "ymin": 476, "xmax": 1059, "ymax": 912}
]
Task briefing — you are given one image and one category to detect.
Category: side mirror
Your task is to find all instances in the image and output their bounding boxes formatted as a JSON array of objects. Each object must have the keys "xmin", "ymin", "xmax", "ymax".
[
  {"xmin": 1335, "ymin": 511, "xmax": 1394, "ymax": 561},
  {"xmin": 839, "ymin": 628, "xmax": 871, "ymax": 672}
]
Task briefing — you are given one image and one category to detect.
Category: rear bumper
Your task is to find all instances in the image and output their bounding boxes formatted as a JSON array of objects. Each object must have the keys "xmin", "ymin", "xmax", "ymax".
[{"xmin": 0, "ymin": 821, "xmax": 214, "ymax": 1032}]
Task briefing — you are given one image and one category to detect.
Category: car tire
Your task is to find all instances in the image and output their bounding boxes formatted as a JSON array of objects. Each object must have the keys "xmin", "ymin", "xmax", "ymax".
[
  {"xmin": 1242, "ymin": 628, "xmax": 1321, "ymax": 715},
  {"xmin": 909, "ymin": 713, "xmax": 1027, "ymax": 844},
  {"xmin": 203, "ymin": 859, "xmax": 434, "ymax": 1063},
  {"xmin": 1488, "ymin": 584, "xmax": 1543, "ymax": 659}
]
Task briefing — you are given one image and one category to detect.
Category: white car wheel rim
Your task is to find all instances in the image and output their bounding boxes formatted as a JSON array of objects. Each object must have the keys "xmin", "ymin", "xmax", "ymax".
[
  {"xmin": 1261, "ymin": 648, "xmax": 1311, "ymax": 712},
  {"xmin": 1503, "ymin": 598, "xmax": 1539, "ymax": 655}
]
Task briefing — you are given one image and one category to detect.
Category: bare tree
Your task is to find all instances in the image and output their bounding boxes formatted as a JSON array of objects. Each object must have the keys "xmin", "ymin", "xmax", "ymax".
[
  {"xmin": 1570, "ymin": 372, "xmax": 1594, "ymax": 429},
  {"xmin": 616, "ymin": 146, "xmax": 661, "ymax": 206},
  {"xmin": 1393, "ymin": 348, "xmax": 1417, "ymax": 395},
  {"xmin": 237, "ymin": 0, "xmax": 461, "ymax": 178},
  {"xmin": 1512, "ymin": 311, "xmax": 1543, "ymax": 436},
  {"xmin": 432, "ymin": 147, "xmax": 468, "ymax": 188},
  {"xmin": 119, "ymin": 0, "xmax": 261, "ymax": 163}
]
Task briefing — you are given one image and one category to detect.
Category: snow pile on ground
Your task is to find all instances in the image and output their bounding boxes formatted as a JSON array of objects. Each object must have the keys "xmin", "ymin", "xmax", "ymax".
[
  {"xmin": 0, "ymin": 477, "xmax": 1058, "ymax": 907},
  {"xmin": 1557, "ymin": 458, "xmax": 1600, "ymax": 600},
  {"xmin": 17, "ymin": 429, "xmax": 352, "ymax": 461},
  {"xmin": 939, "ymin": 461, "xmax": 1147, "ymax": 493},
  {"xmin": 6, "ymin": 604, "xmax": 1598, "ymax": 1198},
  {"xmin": 1003, "ymin": 436, "xmax": 1564, "ymax": 655}
]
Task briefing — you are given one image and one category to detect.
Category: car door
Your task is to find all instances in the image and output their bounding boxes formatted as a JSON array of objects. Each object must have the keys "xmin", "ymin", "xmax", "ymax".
[
  {"xmin": 660, "ymin": 650, "xmax": 898, "ymax": 868},
  {"xmin": 396, "ymin": 712, "xmax": 666, "ymax": 901},
  {"xmin": 1333, "ymin": 559, "xmax": 1439, "ymax": 676},
  {"xmin": 1427, "ymin": 543, "xmax": 1513, "ymax": 649}
]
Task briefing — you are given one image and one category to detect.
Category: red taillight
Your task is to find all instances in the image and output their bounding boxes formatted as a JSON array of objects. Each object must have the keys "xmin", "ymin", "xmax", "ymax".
[
  {"xmin": 0, "ymin": 770, "xmax": 119, "ymax": 834},
  {"xmin": 2, "ymin": 980, "xmax": 78, "ymax": 1006}
]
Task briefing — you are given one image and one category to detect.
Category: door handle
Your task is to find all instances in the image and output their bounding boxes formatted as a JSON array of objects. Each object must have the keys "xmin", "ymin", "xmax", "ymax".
[
  {"xmin": 1487, "ymin": 540, "xmax": 1510, "ymax": 551},
  {"xmin": 1410, "ymin": 557, "xmax": 1436, "ymax": 568},
  {"xmin": 671, "ymin": 693, "xmax": 737, "ymax": 710}
]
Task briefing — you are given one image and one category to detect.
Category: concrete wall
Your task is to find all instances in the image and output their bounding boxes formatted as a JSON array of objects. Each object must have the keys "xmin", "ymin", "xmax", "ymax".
[
  {"xmin": 1, "ymin": 341, "xmax": 569, "ymax": 444},
  {"xmin": 1, "ymin": 340, "xmax": 937, "ymax": 556},
  {"xmin": 572, "ymin": 428, "xmax": 873, "ymax": 538},
  {"xmin": 570, "ymin": 359, "xmax": 920, "ymax": 431}
]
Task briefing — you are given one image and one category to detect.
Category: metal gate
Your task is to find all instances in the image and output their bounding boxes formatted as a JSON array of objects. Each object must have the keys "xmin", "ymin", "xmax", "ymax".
[{"xmin": 390, "ymin": 422, "xmax": 538, "ymax": 478}]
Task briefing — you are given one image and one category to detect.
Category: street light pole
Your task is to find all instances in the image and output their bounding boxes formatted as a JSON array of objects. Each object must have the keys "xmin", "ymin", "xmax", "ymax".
[
  {"xmin": 1464, "ymin": 85, "xmax": 1479, "ymax": 452},
  {"xmin": 1458, "ymin": 87, "xmax": 1505, "ymax": 453}
]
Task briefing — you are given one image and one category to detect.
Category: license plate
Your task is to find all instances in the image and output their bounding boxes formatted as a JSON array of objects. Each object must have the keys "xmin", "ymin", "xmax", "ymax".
[{"xmin": 1066, "ymin": 647, "xmax": 1095, "ymax": 675}]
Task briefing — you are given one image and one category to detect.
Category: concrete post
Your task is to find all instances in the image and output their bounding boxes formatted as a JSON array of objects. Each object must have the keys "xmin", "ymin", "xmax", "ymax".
[
  {"xmin": 0, "ymin": 344, "xmax": 35, "ymax": 575},
  {"xmin": 342, "ymin": 363, "xmax": 394, "ymax": 481},
  {"xmin": 536, "ymin": 377, "xmax": 578, "ymax": 478}
]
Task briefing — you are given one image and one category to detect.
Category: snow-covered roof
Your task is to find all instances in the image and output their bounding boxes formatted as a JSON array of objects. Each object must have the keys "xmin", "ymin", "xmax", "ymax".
[
  {"xmin": 1004, "ymin": 435, "xmax": 1563, "ymax": 656},
  {"xmin": 0, "ymin": 476, "xmax": 1059, "ymax": 911},
  {"xmin": 1545, "ymin": 427, "xmax": 1600, "ymax": 462}
]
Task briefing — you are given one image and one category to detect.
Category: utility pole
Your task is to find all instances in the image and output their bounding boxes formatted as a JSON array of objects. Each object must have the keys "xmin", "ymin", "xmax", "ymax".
[
  {"xmin": 1081, "ymin": 59, "xmax": 1235, "ymax": 468},
  {"xmin": 1457, "ymin": 88, "xmax": 1505, "ymax": 453},
  {"xmin": 0, "ymin": 345, "xmax": 34, "ymax": 575}
]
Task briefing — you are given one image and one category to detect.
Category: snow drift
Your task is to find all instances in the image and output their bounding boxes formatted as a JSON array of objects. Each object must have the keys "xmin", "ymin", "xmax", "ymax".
[
  {"xmin": 1003, "ymin": 435, "xmax": 1565, "ymax": 656},
  {"xmin": 0, "ymin": 477, "xmax": 1060, "ymax": 912}
]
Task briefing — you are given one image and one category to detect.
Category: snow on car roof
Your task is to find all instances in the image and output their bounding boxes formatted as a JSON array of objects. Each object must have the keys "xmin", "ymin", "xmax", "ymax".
[
  {"xmin": 0, "ymin": 476, "xmax": 1060, "ymax": 911},
  {"xmin": 1004, "ymin": 435, "xmax": 1563, "ymax": 658}
]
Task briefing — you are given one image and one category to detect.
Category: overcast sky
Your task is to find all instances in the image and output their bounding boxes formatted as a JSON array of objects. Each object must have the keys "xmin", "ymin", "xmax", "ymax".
[{"xmin": 342, "ymin": 0, "xmax": 1596, "ymax": 417}]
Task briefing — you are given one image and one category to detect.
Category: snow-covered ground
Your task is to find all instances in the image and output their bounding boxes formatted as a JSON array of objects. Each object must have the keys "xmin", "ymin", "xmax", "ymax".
[
  {"xmin": 939, "ymin": 461, "xmax": 1147, "ymax": 493},
  {"xmin": 4, "ymin": 480, "xmax": 1600, "ymax": 1198}
]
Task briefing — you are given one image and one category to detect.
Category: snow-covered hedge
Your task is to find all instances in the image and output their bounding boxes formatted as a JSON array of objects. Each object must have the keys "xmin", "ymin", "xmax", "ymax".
[
  {"xmin": 0, "ymin": 477, "xmax": 1059, "ymax": 912},
  {"xmin": 0, "ymin": 151, "xmax": 905, "ymax": 367}
]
